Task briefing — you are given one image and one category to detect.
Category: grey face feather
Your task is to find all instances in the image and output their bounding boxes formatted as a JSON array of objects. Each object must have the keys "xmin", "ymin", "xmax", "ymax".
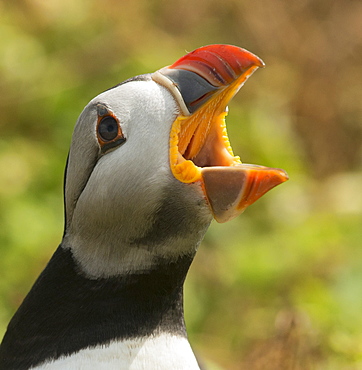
[
  {"xmin": 62, "ymin": 79, "xmax": 212, "ymax": 278},
  {"xmin": 64, "ymin": 104, "xmax": 99, "ymax": 231}
]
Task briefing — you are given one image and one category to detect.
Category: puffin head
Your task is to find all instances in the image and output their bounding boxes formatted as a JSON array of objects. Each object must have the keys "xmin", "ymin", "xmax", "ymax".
[{"xmin": 62, "ymin": 45, "xmax": 288, "ymax": 277}]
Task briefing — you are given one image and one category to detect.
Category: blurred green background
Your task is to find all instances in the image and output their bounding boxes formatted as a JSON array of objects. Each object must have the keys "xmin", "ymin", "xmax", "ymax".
[{"xmin": 1, "ymin": 0, "xmax": 362, "ymax": 368}]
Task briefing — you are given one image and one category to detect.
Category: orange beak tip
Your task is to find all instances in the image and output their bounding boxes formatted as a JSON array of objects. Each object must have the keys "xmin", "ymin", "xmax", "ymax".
[{"xmin": 201, "ymin": 165, "xmax": 289, "ymax": 223}]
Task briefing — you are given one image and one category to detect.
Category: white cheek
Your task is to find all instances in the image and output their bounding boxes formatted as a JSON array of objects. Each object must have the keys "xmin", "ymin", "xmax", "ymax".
[
  {"xmin": 72, "ymin": 80, "xmax": 178, "ymax": 238},
  {"xmin": 64, "ymin": 81, "xmax": 183, "ymax": 277}
]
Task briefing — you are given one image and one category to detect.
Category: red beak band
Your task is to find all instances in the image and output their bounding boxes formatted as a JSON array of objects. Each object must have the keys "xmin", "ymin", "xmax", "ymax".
[
  {"xmin": 169, "ymin": 44, "xmax": 264, "ymax": 87},
  {"xmin": 153, "ymin": 44, "xmax": 264, "ymax": 116}
]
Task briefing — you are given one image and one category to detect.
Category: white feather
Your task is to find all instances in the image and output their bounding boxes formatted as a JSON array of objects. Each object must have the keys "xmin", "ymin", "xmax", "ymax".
[{"xmin": 31, "ymin": 333, "xmax": 200, "ymax": 370}]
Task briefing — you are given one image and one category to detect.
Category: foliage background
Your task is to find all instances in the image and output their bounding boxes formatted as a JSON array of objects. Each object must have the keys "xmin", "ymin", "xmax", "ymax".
[{"xmin": 1, "ymin": 0, "xmax": 362, "ymax": 368}]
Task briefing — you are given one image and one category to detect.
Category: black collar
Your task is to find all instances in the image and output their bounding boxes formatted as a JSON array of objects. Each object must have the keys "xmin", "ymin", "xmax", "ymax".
[{"xmin": 0, "ymin": 246, "xmax": 193, "ymax": 369}]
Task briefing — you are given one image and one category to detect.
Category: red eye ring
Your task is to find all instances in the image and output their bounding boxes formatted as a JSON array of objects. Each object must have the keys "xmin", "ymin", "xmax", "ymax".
[{"xmin": 96, "ymin": 106, "xmax": 126, "ymax": 153}]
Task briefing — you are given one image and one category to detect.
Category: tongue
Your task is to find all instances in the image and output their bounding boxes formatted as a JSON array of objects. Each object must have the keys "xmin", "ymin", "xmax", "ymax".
[{"xmin": 201, "ymin": 164, "xmax": 288, "ymax": 223}]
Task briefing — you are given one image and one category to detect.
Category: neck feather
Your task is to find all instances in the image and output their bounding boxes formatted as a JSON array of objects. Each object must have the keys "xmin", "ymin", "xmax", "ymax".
[{"xmin": 0, "ymin": 246, "xmax": 193, "ymax": 369}]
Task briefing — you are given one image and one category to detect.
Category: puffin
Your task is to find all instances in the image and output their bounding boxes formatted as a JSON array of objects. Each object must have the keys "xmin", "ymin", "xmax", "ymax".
[{"xmin": 0, "ymin": 44, "xmax": 288, "ymax": 369}]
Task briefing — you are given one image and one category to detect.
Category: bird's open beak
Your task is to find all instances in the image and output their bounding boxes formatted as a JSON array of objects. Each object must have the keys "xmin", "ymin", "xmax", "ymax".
[{"xmin": 152, "ymin": 45, "xmax": 288, "ymax": 223}]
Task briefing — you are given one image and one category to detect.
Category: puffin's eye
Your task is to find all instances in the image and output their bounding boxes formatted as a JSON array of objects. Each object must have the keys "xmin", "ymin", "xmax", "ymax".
[
  {"xmin": 98, "ymin": 116, "xmax": 119, "ymax": 142},
  {"xmin": 96, "ymin": 112, "xmax": 126, "ymax": 154}
]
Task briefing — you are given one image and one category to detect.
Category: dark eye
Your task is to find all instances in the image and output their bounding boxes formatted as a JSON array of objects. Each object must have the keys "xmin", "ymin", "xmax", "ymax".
[{"xmin": 98, "ymin": 116, "xmax": 119, "ymax": 141}]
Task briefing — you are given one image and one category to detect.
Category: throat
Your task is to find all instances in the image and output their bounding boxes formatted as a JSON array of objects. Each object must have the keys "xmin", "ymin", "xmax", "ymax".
[{"xmin": 0, "ymin": 246, "xmax": 193, "ymax": 369}]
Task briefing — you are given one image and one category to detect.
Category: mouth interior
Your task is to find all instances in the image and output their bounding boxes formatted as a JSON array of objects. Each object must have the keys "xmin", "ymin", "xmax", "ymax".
[{"xmin": 170, "ymin": 87, "xmax": 241, "ymax": 184}]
